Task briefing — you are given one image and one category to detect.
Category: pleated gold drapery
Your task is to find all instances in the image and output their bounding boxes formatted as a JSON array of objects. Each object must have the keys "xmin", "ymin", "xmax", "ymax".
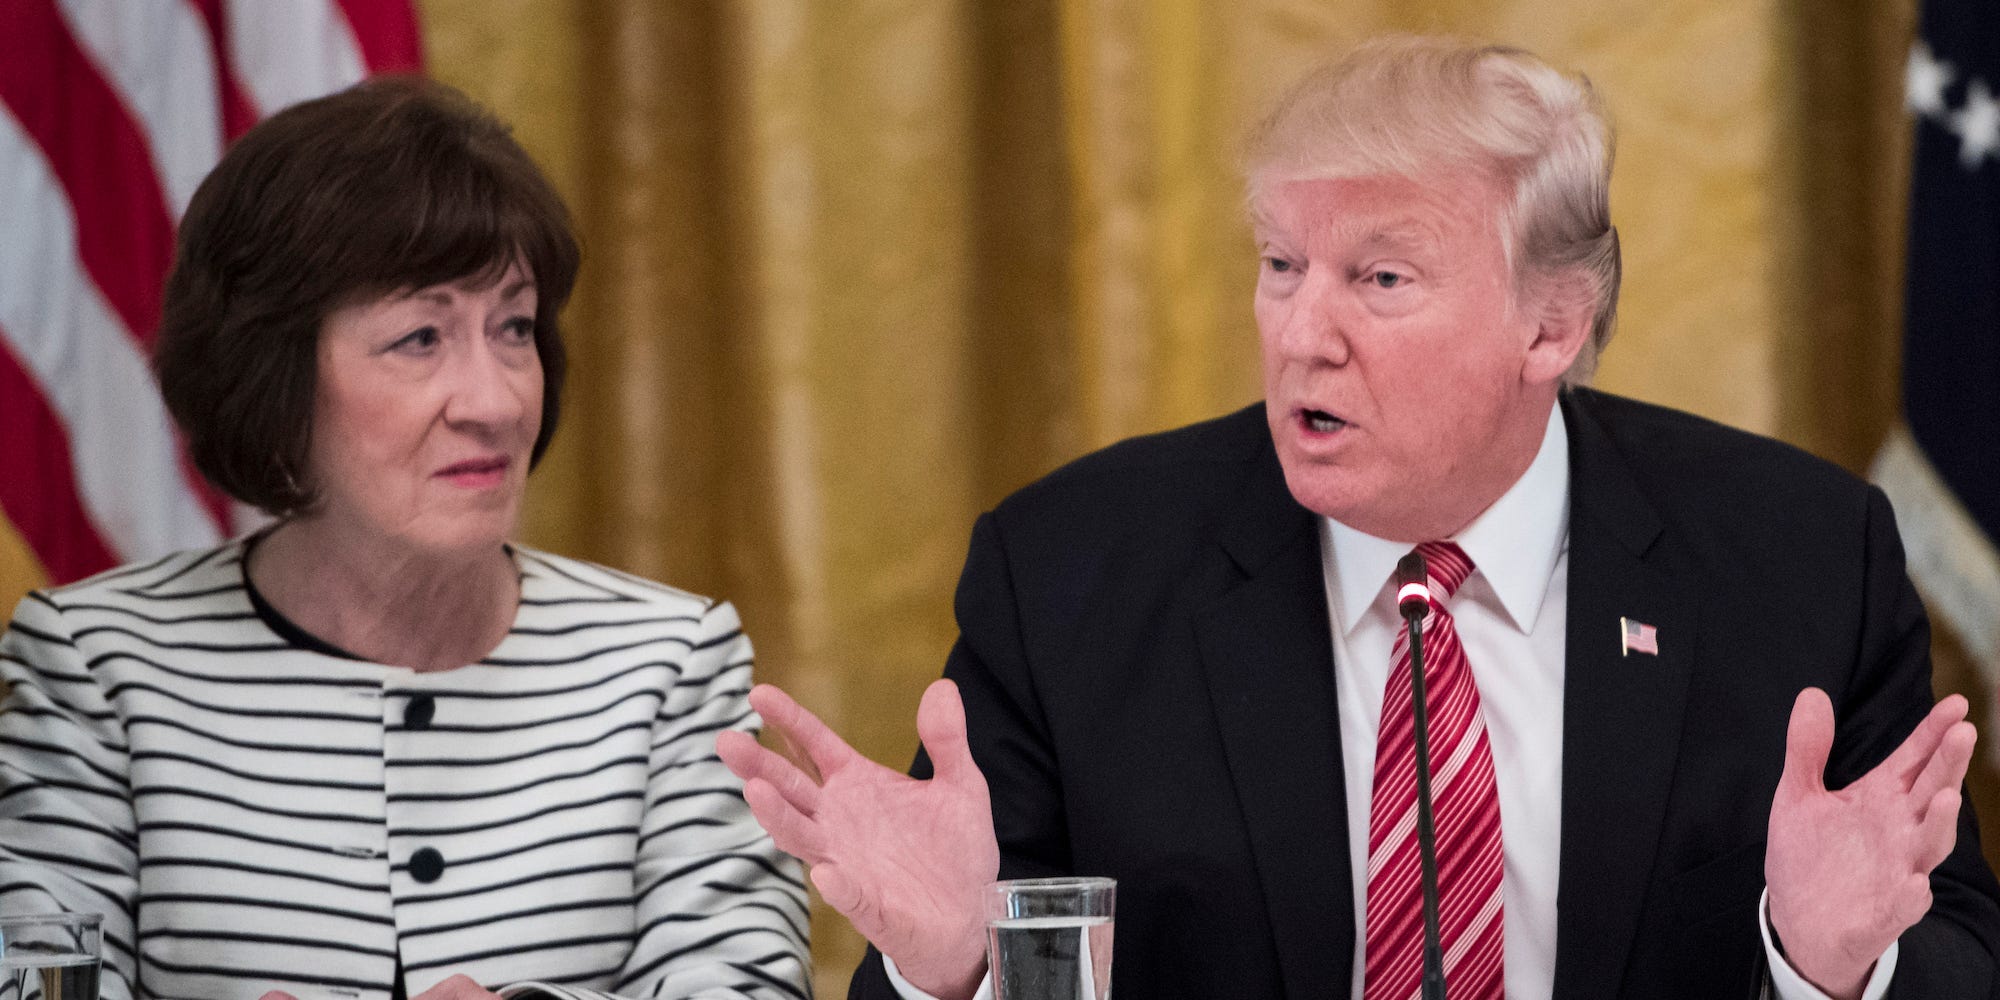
[
  {"xmin": 0, "ymin": 0, "xmax": 1945, "ymax": 994},
  {"xmin": 415, "ymin": 2, "xmax": 1928, "ymax": 993}
]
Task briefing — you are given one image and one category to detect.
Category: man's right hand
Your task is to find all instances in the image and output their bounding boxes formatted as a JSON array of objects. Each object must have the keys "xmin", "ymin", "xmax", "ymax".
[{"xmin": 717, "ymin": 679, "xmax": 999, "ymax": 1000}]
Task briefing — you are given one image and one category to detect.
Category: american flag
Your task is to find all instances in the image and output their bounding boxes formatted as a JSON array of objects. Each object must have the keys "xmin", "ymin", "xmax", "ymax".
[
  {"xmin": 0, "ymin": 0, "xmax": 420, "ymax": 586},
  {"xmin": 1871, "ymin": 0, "xmax": 2000, "ymax": 758},
  {"xmin": 1621, "ymin": 617, "xmax": 1659, "ymax": 657}
]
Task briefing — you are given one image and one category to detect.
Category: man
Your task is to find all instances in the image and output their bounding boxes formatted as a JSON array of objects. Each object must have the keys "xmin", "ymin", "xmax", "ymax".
[{"xmin": 718, "ymin": 36, "xmax": 2000, "ymax": 1000}]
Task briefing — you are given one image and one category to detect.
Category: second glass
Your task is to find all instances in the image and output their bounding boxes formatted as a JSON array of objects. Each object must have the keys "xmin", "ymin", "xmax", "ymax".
[{"xmin": 0, "ymin": 912, "xmax": 100, "ymax": 1000}]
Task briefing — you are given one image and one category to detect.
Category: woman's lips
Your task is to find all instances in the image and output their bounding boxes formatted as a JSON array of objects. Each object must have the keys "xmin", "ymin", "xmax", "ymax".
[{"xmin": 437, "ymin": 456, "xmax": 509, "ymax": 488}]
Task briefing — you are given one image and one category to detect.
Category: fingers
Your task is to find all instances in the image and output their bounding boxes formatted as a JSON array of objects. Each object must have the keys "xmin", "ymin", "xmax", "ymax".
[
  {"xmin": 1780, "ymin": 687, "xmax": 1834, "ymax": 797},
  {"xmin": 916, "ymin": 679, "xmax": 981, "ymax": 785},
  {"xmin": 411, "ymin": 975, "xmax": 495, "ymax": 1000},
  {"xmin": 1916, "ymin": 781, "xmax": 1966, "ymax": 873},
  {"xmin": 749, "ymin": 683, "xmax": 860, "ymax": 778},
  {"xmin": 769, "ymin": 723, "xmax": 825, "ymax": 786},
  {"xmin": 717, "ymin": 729, "xmax": 823, "ymax": 818},
  {"xmin": 716, "ymin": 728, "xmax": 760, "ymax": 776},
  {"xmin": 1885, "ymin": 694, "xmax": 1970, "ymax": 789},
  {"xmin": 1910, "ymin": 719, "xmax": 1976, "ymax": 806},
  {"xmin": 743, "ymin": 776, "xmax": 829, "ymax": 862}
]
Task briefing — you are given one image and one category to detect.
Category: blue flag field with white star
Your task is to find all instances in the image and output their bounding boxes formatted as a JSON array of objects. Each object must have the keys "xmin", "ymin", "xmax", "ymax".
[{"xmin": 1874, "ymin": 0, "xmax": 2000, "ymax": 724}]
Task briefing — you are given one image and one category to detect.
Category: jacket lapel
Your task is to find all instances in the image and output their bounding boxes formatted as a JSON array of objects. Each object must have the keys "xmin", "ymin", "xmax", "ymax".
[
  {"xmin": 1193, "ymin": 440, "xmax": 1354, "ymax": 1000},
  {"xmin": 1552, "ymin": 390, "xmax": 1698, "ymax": 998}
]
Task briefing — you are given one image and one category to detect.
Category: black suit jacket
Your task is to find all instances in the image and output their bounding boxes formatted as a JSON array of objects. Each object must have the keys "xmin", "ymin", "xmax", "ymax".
[{"xmin": 850, "ymin": 389, "xmax": 2000, "ymax": 999}]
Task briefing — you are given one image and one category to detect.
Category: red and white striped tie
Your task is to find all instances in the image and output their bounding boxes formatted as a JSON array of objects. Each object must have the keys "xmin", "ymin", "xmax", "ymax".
[{"xmin": 1363, "ymin": 541, "xmax": 1504, "ymax": 1000}]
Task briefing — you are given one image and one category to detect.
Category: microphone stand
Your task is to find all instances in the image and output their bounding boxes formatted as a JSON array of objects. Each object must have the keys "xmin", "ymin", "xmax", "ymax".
[{"xmin": 1397, "ymin": 552, "xmax": 1448, "ymax": 1000}]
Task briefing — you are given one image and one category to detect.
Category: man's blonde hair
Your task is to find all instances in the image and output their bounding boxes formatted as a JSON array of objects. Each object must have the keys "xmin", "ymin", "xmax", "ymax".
[{"xmin": 1244, "ymin": 36, "xmax": 1621, "ymax": 383}]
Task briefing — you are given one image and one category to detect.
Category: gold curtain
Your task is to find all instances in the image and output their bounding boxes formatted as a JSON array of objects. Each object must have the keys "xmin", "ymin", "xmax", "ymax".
[
  {"xmin": 0, "ymin": 0, "xmax": 1947, "ymax": 994},
  {"xmin": 414, "ymin": 2, "xmax": 1929, "ymax": 993}
]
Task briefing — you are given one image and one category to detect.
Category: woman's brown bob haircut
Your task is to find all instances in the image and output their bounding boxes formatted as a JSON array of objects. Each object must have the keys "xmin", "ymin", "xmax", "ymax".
[{"xmin": 156, "ymin": 75, "xmax": 578, "ymax": 517}]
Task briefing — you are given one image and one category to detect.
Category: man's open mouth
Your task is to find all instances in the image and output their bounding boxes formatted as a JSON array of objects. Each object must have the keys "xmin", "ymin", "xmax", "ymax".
[{"xmin": 1302, "ymin": 409, "xmax": 1346, "ymax": 433}]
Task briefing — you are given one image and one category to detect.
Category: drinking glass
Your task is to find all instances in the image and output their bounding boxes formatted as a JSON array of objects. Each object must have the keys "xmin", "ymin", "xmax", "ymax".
[
  {"xmin": 0, "ymin": 913, "xmax": 100, "ymax": 1000},
  {"xmin": 985, "ymin": 876, "xmax": 1115, "ymax": 1000}
]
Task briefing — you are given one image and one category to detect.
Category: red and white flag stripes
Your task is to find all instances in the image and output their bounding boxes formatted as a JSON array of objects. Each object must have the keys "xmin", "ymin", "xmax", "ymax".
[{"xmin": 0, "ymin": 0, "xmax": 420, "ymax": 584}]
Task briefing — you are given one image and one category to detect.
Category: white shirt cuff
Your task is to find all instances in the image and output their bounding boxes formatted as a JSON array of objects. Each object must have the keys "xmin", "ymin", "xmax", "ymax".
[
  {"xmin": 880, "ymin": 951, "xmax": 994, "ymax": 1000},
  {"xmin": 1760, "ymin": 887, "xmax": 1898, "ymax": 1000}
]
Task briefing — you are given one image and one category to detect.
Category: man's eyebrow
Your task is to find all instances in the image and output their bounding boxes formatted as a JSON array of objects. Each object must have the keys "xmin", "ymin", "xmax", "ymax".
[
  {"xmin": 1248, "ymin": 204, "xmax": 1282, "ymax": 241},
  {"xmin": 1347, "ymin": 221, "xmax": 1442, "ymax": 255},
  {"xmin": 1249, "ymin": 212, "xmax": 1444, "ymax": 254}
]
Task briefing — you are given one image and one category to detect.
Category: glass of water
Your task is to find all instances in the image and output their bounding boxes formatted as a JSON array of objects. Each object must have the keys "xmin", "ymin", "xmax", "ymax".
[
  {"xmin": 0, "ymin": 913, "xmax": 100, "ymax": 1000},
  {"xmin": 985, "ymin": 876, "xmax": 1115, "ymax": 1000}
]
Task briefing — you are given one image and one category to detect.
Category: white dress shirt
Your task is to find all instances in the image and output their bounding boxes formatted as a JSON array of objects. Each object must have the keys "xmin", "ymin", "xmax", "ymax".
[
  {"xmin": 1321, "ymin": 403, "xmax": 1889, "ymax": 1000},
  {"xmin": 888, "ymin": 402, "xmax": 1892, "ymax": 1000},
  {"xmin": 1321, "ymin": 400, "xmax": 1572, "ymax": 1000}
]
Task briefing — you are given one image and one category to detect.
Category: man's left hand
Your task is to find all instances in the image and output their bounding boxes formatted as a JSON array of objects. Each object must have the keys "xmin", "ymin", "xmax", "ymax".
[{"xmin": 1766, "ymin": 687, "xmax": 1975, "ymax": 1000}]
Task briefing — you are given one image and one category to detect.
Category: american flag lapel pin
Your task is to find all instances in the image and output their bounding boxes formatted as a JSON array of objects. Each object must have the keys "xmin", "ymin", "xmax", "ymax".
[{"xmin": 1621, "ymin": 617, "xmax": 1659, "ymax": 657}]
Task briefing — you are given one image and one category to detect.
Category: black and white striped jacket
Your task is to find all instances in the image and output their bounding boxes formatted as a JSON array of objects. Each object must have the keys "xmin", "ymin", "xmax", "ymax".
[{"xmin": 0, "ymin": 541, "xmax": 810, "ymax": 1000}]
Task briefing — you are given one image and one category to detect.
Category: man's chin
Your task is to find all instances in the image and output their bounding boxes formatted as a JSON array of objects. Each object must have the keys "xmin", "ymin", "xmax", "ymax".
[
  {"xmin": 1276, "ymin": 462, "xmax": 1370, "ymax": 524},
  {"xmin": 1277, "ymin": 464, "xmax": 1447, "ymax": 541}
]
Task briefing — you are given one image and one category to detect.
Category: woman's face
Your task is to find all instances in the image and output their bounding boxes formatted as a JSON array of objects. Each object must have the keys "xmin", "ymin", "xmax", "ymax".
[{"xmin": 305, "ymin": 260, "xmax": 543, "ymax": 555}]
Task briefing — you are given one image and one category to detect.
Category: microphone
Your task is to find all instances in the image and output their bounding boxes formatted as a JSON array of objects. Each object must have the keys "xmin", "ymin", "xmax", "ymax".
[
  {"xmin": 1397, "ymin": 558, "xmax": 1432, "ymax": 619},
  {"xmin": 1395, "ymin": 551, "xmax": 1448, "ymax": 1000}
]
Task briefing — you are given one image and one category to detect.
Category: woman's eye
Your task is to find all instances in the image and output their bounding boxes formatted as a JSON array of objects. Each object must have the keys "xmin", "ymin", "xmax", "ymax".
[
  {"xmin": 392, "ymin": 326, "xmax": 440, "ymax": 352},
  {"xmin": 500, "ymin": 317, "xmax": 536, "ymax": 342}
]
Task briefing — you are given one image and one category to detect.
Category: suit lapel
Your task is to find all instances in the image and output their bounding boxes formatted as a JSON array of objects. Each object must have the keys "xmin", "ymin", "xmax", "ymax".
[
  {"xmin": 1552, "ymin": 391, "xmax": 1698, "ymax": 999},
  {"xmin": 1194, "ymin": 441, "xmax": 1353, "ymax": 1000}
]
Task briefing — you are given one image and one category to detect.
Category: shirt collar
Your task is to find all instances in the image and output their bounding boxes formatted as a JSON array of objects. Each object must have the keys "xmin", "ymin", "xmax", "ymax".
[{"xmin": 1324, "ymin": 401, "xmax": 1571, "ymax": 635}]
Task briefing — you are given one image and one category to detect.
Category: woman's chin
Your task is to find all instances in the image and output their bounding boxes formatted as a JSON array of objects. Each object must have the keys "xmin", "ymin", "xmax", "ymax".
[
  {"xmin": 419, "ymin": 520, "xmax": 518, "ymax": 556},
  {"xmin": 361, "ymin": 511, "xmax": 519, "ymax": 561}
]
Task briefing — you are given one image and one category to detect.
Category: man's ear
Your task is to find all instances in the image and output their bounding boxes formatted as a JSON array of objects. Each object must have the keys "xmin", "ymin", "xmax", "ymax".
[{"xmin": 1520, "ymin": 272, "xmax": 1595, "ymax": 386}]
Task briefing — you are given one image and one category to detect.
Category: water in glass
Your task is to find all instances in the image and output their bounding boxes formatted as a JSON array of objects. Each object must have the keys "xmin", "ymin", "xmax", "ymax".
[
  {"xmin": 987, "ymin": 914, "xmax": 1113, "ymax": 1000},
  {"xmin": 3, "ymin": 944, "xmax": 99, "ymax": 1000}
]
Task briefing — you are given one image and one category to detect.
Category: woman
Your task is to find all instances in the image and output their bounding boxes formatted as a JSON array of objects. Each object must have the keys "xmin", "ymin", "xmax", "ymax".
[{"xmin": 0, "ymin": 78, "xmax": 807, "ymax": 1000}]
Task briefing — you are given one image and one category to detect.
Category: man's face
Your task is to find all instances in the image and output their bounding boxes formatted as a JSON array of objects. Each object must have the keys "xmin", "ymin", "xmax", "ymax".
[{"xmin": 1254, "ymin": 169, "xmax": 1567, "ymax": 541}]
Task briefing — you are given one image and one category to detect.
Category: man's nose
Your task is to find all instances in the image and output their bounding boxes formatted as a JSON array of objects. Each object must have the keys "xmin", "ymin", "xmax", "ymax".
[{"xmin": 1272, "ymin": 271, "xmax": 1352, "ymax": 366}]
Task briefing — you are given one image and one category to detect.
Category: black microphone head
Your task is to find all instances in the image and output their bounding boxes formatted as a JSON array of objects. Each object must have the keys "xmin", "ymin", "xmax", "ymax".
[{"xmin": 1396, "ymin": 551, "xmax": 1431, "ymax": 620}]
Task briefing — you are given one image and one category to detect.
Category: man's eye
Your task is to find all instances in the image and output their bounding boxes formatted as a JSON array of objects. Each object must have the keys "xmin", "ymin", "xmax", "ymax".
[
  {"xmin": 1370, "ymin": 271, "xmax": 1405, "ymax": 289},
  {"xmin": 1265, "ymin": 257, "xmax": 1295, "ymax": 274}
]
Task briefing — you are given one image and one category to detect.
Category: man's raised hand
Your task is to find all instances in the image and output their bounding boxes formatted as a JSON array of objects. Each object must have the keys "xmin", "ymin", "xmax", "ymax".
[
  {"xmin": 718, "ymin": 679, "xmax": 999, "ymax": 1000},
  {"xmin": 1766, "ymin": 687, "xmax": 1975, "ymax": 1000}
]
